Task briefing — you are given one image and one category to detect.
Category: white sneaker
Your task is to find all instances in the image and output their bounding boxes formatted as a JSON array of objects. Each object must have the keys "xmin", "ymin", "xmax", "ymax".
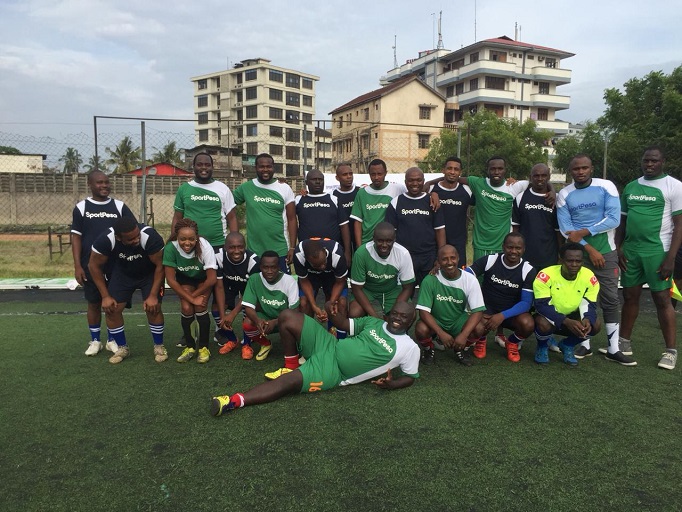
[
  {"xmin": 432, "ymin": 338, "xmax": 446, "ymax": 351},
  {"xmin": 105, "ymin": 340, "xmax": 119, "ymax": 353},
  {"xmin": 658, "ymin": 351, "xmax": 677, "ymax": 370},
  {"xmin": 154, "ymin": 344, "xmax": 169, "ymax": 363},
  {"xmin": 85, "ymin": 341, "xmax": 102, "ymax": 356}
]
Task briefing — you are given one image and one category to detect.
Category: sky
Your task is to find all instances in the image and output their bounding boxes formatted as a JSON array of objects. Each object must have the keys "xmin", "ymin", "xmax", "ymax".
[{"xmin": 0, "ymin": 0, "xmax": 679, "ymax": 150}]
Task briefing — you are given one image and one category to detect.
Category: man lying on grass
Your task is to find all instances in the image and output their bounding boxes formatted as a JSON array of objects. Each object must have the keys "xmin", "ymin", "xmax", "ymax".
[{"xmin": 211, "ymin": 300, "xmax": 420, "ymax": 416}]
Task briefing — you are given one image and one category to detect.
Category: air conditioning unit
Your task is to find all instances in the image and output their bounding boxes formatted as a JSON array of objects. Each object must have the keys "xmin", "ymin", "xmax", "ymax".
[{"xmin": 538, "ymin": 56, "xmax": 545, "ymax": 61}]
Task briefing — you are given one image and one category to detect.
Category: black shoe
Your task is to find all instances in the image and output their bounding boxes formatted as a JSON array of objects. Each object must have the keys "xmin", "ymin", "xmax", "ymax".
[
  {"xmin": 604, "ymin": 351, "xmax": 637, "ymax": 367},
  {"xmin": 454, "ymin": 349, "xmax": 472, "ymax": 367},
  {"xmin": 574, "ymin": 345, "xmax": 593, "ymax": 359},
  {"xmin": 421, "ymin": 348, "xmax": 435, "ymax": 365},
  {"xmin": 213, "ymin": 331, "xmax": 229, "ymax": 347},
  {"xmin": 176, "ymin": 335, "xmax": 187, "ymax": 349}
]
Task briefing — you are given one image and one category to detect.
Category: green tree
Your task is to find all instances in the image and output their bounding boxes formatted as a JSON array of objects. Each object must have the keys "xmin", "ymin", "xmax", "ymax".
[
  {"xmin": 105, "ymin": 136, "xmax": 141, "ymax": 174},
  {"xmin": 151, "ymin": 140, "xmax": 184, "ymax": 167},
  {"xmin": 420, "ymin": 110, "xmax": 551, "ymax": 177},
  {"xmin": 59, "ymin": 147, "xmax": 83, "ymax": 174},
  {"xmin": 0, "ymin": 146, "xmax": 21, "ymax": 155},
  {"xmin": 83, "ymin": 155, "xmax": 106, "ymax": 173}
]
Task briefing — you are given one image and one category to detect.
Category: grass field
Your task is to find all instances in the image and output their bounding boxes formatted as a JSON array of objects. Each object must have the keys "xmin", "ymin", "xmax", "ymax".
[{"xmin": 1, "ymin": 290, "xmax": 680, "ymax": 511}]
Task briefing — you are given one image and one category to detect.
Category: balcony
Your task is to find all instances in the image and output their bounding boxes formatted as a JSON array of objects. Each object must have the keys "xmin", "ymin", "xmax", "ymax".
[
  {"xmin": 530, "ymin": 93, "xmax": 570, "ymax": 110},
  {"xmin": 437, "ymin": 60, "xmax": 517, "ymax": 86},
  {"xmin": 535, "ymin": 119, "xmax": 569, "ymax": 135},
  {"xmin": 529, "ymin": 65, "xmax": 572, "ymax": 84},
  {"xmin": 456, "ymin": 87, "xmax": 515, "ymax": 106}
]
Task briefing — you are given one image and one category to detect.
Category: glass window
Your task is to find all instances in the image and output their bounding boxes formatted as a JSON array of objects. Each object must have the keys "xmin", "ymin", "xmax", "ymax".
[
  {"xmin": 245, "ymin": 105, "xmax": 257, "ymax": 119},
  {"xmin": 269, "ymin": 88, "xmax": 283, "ymax": 101},
  {"xmin": 269, "ymin": 69, "xmax": 283, "ymax": 82},
  {"xmin": 245, "ymin": 87, "xmax": 257, "ymax": 100},
  {"xmin": 245, "ymin": 69, "xmax": 257, "ymax": 81}
]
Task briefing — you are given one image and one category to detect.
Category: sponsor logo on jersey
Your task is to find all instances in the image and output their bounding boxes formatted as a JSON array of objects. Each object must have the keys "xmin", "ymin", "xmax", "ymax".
[
  {"xmin": 190, "ymin": 194, "xmax": 220, "ymax": 202},
  {"xmin": 589, "ymin": 275, "xmax": 598, "ymax": 286},
  {"xmin": 261, "ymin": 296, "xmax": 286, "ymax": 307},
  {"xmin": 303, "ymin": 202, "xmax": 331, "ymax": 208},
  {"xmin": 366, "ymin": 203, "xmax": 389, "ymax": 210},
  {"xmin": 225, "ymin": 274, "xmax": 248, "ymax": 282},
  {"xmin": 341, "ymin": 201, "xmax": 354, "ymax": 209},
  {"xmin": 628, "ymin": 194, "xmax": 657, "ymax": 202},
  {"xmin": 254, "ymin": 196, "xmax": 282, "ymax": 205},
  {"xmin": 119, "ymin": 253, "xmax": 143, "ymax": 262},
  {"xmin": 367, "ymin": 270, "xmax": 396, "ymax": 280},
  {"xmin": 368, "ymin": 328, "xmax": 394, "ymax": 354},
  {"xmin": 490, "ymin": 274, "xmax": 520, "ymax": 288},
  {"xmin": 440, "ymin": 199, "xmax": 463, "ymax": 206},
  {"xmin": 536, "ymin": 272, "xmax": 550, "ymax": 283},
  {"xmin": 481, "ymin": 190, "xmax": 507, "ymax": 202},
  {"xmin": 401, "ymin": 208, "xmax": 430, "ymax": 215},
  {"xmin": 177, "ymin": 265, "xmax": 201, "ymax": 272},
  {"xmin": 569, "ymin": 201, "xmax": 597, "ymax": 212},
  {"xmin": 524, "ymin": 203, "xmax": 554, "ymax": 213},
  {"xmin": 435, "ymin": 293, "xmax": 463, "ymax": 304},
  {"xmin": 85, "ymin": 212, "xmax": 119, "ymax": 219}
]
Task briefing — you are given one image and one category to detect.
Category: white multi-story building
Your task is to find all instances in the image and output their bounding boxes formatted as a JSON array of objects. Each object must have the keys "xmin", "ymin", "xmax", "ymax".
[
  {"xmin": 381, "ymin": 36, "xmax": 574, "ymax": 136},
  {"xmin": 191, "ymin": 58, "xmax": 319, "ymax": 176}
]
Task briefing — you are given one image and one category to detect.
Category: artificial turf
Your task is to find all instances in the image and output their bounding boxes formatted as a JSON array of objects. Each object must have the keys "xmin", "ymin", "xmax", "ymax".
[{"xmin": 1, "ymin": 291, "xmax": 680, "ymax": 511}]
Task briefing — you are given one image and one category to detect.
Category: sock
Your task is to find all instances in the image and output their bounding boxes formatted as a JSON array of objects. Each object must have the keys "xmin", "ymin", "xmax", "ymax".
[
  {"xmin": 580, "ymin": 337, "xmax": 591, "ymax": 350},
  {"xmin": 230, "ymin": 393, "xmax": 245, "ymax": 408},
  {"xmin": 241, "ymin": 321, "xmax": 261, "ymax": 341},
  {"xmin": 181, "ymin": 314, "xmax": 196, "ymax": 348},
  {"xmin": 223, "ymin": 328, "xmax": 238, "ymax": 342},
  {"xmin": 418, "ymin": 337, "xmax": 434, "ymax": 350},
  {"xmin": 534, "ymin": 329, "xmax": 550, "ymax": 348},
  {"xmin": 212, "ymin": 310, "xmax": 222, "ymax": 328},
  {"xmin": 606, "ymin": 322, "xmax": 619, "ymax": 354},
  {"xmin": 508, "ymin": 333, "xmax": 524, "ymax": 347},
  {"xmin": 149, "ymin": 322, "xmax": 164, "ymax": 345},
  {"xmin": 336, "ymin": 329, "xmax": 347, "ymax": 340},
  {"xmin": 196, "ymin": 310, "xmax": 211, "ymax": 349},
  {"xmin": 242, "ymin": 331, "xmax": 252, "ymax": 346},
  {"xmin": 666, "ymin": 348, "xmax": 677, "ymax": 354},
  {"xmin": 109, "ymin": 325, "xmax": 127, "ymax": 347},
  {"xmin": 89, "ymin": 324, "xmax": 101, "ymax": 342},
  {"xmin": 563, "ymin": 335, "xmax": 582, "ymax": 347},
  {"xmin": 284, "ymin": 354, "xmax": 300, "ymax": 370}
]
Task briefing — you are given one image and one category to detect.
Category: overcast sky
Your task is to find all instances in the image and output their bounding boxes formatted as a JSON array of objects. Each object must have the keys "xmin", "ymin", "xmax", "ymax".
[{"xmin": 0, "ymin": 0, "xmax": 679, "ymax": 144}]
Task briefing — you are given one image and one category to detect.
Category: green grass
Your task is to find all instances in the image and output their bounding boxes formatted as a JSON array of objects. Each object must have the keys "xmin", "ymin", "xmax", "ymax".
[{"xmin": 1, "ymin": 293, "xmax": 680, "ymax": 511}]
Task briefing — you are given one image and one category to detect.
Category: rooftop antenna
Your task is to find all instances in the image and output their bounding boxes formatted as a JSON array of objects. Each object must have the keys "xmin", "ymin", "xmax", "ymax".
[
  {"xmin": 515, "ymin": 22, "xmax": 518, "ymax": 41},
  {"xmin": 392, "ymin": 35, "xmax": 398, "ymax": 68},
  {"xmin": 432, "ymin": 13, "xmax": 436, "ymax": 49},
  {"xmin": 474, "ymin": 0, "xmax": 477, "ymax": 41},
  {"xmin": 437, "ymin": 10, "xmax": 444, "ymax": 49}
]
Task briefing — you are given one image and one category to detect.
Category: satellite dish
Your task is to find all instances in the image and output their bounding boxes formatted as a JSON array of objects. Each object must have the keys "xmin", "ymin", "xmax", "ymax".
[{"xmin": 148, "ymin": 167, "xmax": 157, "ymax": 175}]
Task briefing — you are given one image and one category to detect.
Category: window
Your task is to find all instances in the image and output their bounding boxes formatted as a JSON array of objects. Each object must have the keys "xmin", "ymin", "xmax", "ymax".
[
  {"xmin": 469, "ymin": 52, "xmax": 479, "ymax": 64},
  {"xmin": 269, "ymin": 69, "xmax": 283, "ymax": 82},
  {"xmin": 246, "ymin": 142, "xmax": 258, "ymax": 155},
  {"xmin": 270, "ymin": 126, "xmax": 283, "ymax": 137},
  {"xmin": 419, "ymin": 107, "xmax": 431, "ymax": 120},
  {"xmin": 302, "ymin": 77, "xmax": 313, "ymax": 89},
  {"xmin": 302, "ymin": 113, "xmax": 312, "ymax": 123},
  {"xmin": 286, "ymin": 128, "xmax": 300, "ymax": 142},
  {"xmin": 198, "ymin": 113, "xmax": 208, "ymax": 125},
  {"xmin": 245, "ymin": 69, "xmax": 257, "ymax": 81},
  {"xmin": 199, "ymin": 129, "xmax": 208, "ymax": 142},
  {"xmin": 269, "ymin": 107, "xmax": 283, "ymax": 119},
  {"xmin": 286, "ymin": 146, "xmax": 300, "ymax": 160},
  {"xmin": 485, "ymin": 76, "xmax": 505, "ymax": 90},
  {"xmin": 456, "ymin": 82, "xmax": 464, "ymax": 95},
  {"xmin": 286, "ymin": 73, "xmax": 300, "ymax": 88},
  {"xmin": 285, "ymin": 163, "xmax": 300, "ymax": 176},
  {"xmin": 305, "ymin": 148, "xmax": 313, "ymax": 158},
  {"xmin": 269, "ymin": 88, "xmax": 283, "ymax": 101},
  {"xmin": 337, "ymin": 117, "xmax": 343, "ymax": 128},
  {"xmin": 537, "ymin": 108, "xmax": 549, "ymax": 121},
  {"xmin": 302, "ymin": 95, "xmax": 313, "ymax": 107},
  {"xmin": 197, "ymin": 79, "xmax": 207, "ymax": 90},
  {"xmin": 490, "ymin": 51, "xmax": 507, "ymax": 62},
  {"xmin": 270, "ymin": 144, "xmax": 283, "ymax": 156},
  {"xmin": 246, "ymin": 124, "xmax": 257, "ymax": 136},
  {"xmin": 469, "ymin": 78, "xmax": 479, "ymax": 91},
  {"xmin": 286, "ymin": 110, "xmax": 299, "ymax": 124},
  {"xmin": 214, "ymin": 77, "xmax": 220, "ymax": 88},
  {"xmin": 245, "ymin": 86, "xmax": 257, "ymax": 100},
  {"xmin": 545, "ymin": 58, "xmax": 557, "ymax": 69},
  {"xmin": 452, "ymin": 58, "xmax": 465, "ymax": 69},
  {"xmin": 237, "ymin": 127, "xmax": 243, "ymax": 138},
  {"xmin": 235, "ymin": 91, "xmax": 243, "ymax": 103},
  {"xmin": 236, "ymin": 109, "xmax": 243, "ymax": 121},
  {"xmin": 274, "ymin": 163, "xmax": 284, "ymax": 173},
  {"xmin": 361, "ymin": 135, "xmax": 369, "ymax": 149},
  {"xmin": 418, "ymin": 134, "xmax": 430, "ymax": 149},
  {"xmin": 236, "ymin": 73, "xmax": 242, "ymax": 84},
  {"xmin": 197, "ymin": 95, "xmax": 208, "ymax": 108},
  {"xmin": 345, "ymin": 139, "xmax": 353, "ymax": 152},
  {"xmin": 286, "ymin": 92, "xmax": 300, "ymax": 106},
  {"xmin": 527, "ymin": 54, "xmax": 535, "ymax": 60},
  {"xmin": 304, "ymin": 130, "xmax": 312, "ymax": 141},
  {"xmin": 245, "ymin": 105, "xmax": 257, "ymax": 119},
  {"xmin": 538, "ymin": 82, "xmax": 550, "ymax": 95},
  {"xmin": 363, "ymin": 108, "xmax": 369, "ymax": 120},
  {"xmin": 446, "ymin": 85, "xmax": 454, "ymax": 97}
]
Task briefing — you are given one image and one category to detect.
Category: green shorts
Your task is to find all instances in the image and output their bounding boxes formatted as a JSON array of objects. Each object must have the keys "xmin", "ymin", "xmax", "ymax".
[
  {"xmin": 473, "ymin": 247, "xmax": 499, "ymax": 262},
  {"xmin": 356, "ymin": 288, "xmax": 400, "ymax": 315},
  {"xmin": 436, "ymin": 314, "xmax": 469, "ymax": 337},
  {"xmin": 297, "ymin": 316, "xmax": 343, "ymax": 393},
  {"xmin": 621, "ymin": 250, "xmax": 672, "ymax": 292}
]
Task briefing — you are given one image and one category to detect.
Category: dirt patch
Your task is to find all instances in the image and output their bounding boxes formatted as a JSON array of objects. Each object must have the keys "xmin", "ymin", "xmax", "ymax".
[{"xmin": 0, "ymin": 234, "xmax": 51, "ymax": 242}]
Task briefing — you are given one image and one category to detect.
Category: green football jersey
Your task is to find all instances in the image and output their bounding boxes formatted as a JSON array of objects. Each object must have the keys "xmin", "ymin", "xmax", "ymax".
[
  {"xmin": 621, "ymin": 175, "xmax": 682, "ymax": 254},
  {"xmin": 350, "ymin": 241, "xmax": 415, "ymax": 294},
  {"xmin": 350, "ymin": 182, "xmax": 405, "ymax": 244},
  {"xmin": 162, "ymin": 237, "xmax": 217, "ymax": 281},
  {"xmin": 416, "ymin": 270, "xmax": 486, "ymax": 330},
  {"xmin": 468, "ymin": 176, "xmax": 527, "ymax": 251},
  {"xmin": 241, "ymin": 272, "xmax": 300, "ymax": 320},
  {"xmin": 173, "ymin": 180, "xmax": 235, "ymax": 247},
  {"xmin": 233, "ymin": 179, "xmax": 295, "ymax": 257}
]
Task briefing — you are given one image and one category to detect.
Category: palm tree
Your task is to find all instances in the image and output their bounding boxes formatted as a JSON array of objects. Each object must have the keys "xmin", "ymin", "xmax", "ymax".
[
  {"xmin": 83, "ymin": 155, "xmax": 107, "ymax": 173},
  {"xmin": 105, "ymin": 136, "xmax": 141, "ymax": 174},
  {"xmin": 59, "ymin": 147, "xmax": 83, "ymax": 174},
  {"xmin": 151, "ymin": 140, "xmax": 185, "ymax": 167}
]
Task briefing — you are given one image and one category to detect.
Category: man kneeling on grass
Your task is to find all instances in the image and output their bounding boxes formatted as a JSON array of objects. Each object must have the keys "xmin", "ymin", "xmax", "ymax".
[
  {"xmin": 533, "ymin": 242, "xmax": 602, "ymax": 366},
  {"xmin": 211, "ymin": 300, "xmax": 420, "ymax": 416}
]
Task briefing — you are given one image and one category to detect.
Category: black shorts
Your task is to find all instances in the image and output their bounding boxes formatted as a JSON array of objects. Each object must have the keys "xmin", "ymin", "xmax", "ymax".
[
  {"xmin": 83, "ymin": 276, "xmax": 103, "ymax": 304},
  {"xmin": 299, "ymin": 273, "xmax": 347, "ymax": 300},
  {"xmin": 107, "ymin": 270, "xmax": 163, "ymax": 305},
  {"xmin": 412, "ymin": 252, "xmax": 437, "ymax": 287},
  {"xmin": 175, "ymin": 273, "xmax": 203, "ymax": 288}
]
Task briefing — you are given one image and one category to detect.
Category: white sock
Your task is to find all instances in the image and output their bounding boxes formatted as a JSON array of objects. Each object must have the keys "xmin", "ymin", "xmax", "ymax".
[
  {"xmin": 580, "ymin": 338, "xmax": 591, "ymax": 350},
  {"xmin": 606, "ymin": 322, "xmax": 620, "ymax": 354}
]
